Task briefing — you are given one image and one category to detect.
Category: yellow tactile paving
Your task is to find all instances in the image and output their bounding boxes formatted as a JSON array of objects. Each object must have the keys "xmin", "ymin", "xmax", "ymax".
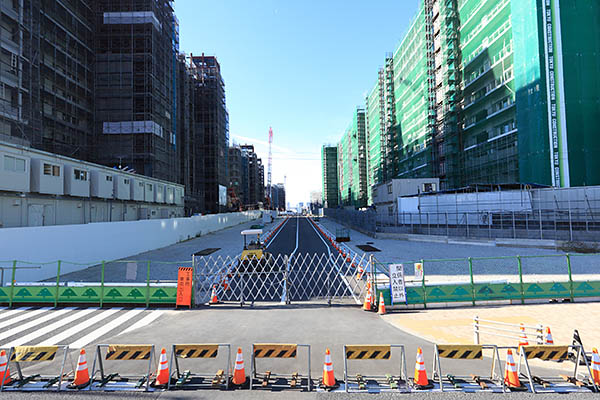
[{"xmin": 383, "ymin": 302, "xmax": 600, "ymax": 372}]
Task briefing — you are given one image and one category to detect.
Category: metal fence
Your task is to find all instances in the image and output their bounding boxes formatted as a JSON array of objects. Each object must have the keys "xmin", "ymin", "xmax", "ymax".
[{"xmin": 325, "ymin": 208, "xmax": 600, "ymax": 242}]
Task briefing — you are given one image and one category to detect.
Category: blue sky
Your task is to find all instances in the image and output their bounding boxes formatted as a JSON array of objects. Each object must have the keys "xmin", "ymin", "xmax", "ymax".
[{"xmin": 174, "ymin": 0, "xmax": 419, "ymax": 206}]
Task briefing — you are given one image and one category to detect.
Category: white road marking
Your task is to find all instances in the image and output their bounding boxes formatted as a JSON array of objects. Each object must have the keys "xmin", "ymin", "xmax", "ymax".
[
  {"xmin": 280, "ymin": 217, "xmax": 300, "ymax": 303},
  {"xmin": 0, "ymin": 307, "xmax": 32, "ymax": 323},
  {"xmin": 1, "ymin": 308, "xmax": 99, "ymax": 348},
  {"xmin": 68, "ymin": 308, "xmax": 145, "ymax": 349},
  {"xmin": 265, "ymin": 217, "xmax": 290, "ymax": 249},
  {"xmin": 38, "ymin": 308, "xmax": 123, "ymax": 346},
  {"xmin": 0, "ymin": 308, "xmax": 74, "ymax": 342},
  {"xmin": 119, "ymin": 310, "xmax": 164, "ymax": 335}
]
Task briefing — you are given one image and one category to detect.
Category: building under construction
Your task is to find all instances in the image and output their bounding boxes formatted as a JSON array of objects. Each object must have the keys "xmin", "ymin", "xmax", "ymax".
[
  {"xmin": 0, "ymin": 0, "xmax": 94, "ymax": 160},
  {"xmin": 321, "ymin": 145, "xmax": 339, "ymax": 208},
  {"xmin": 338, "ymin": 108, "xmax": 367, "ymax": 208},
  {"xmin": 93, "ymin": 0, "xmax": 178, "ymax": 183},
  {"xmin": 240, "ymin": 144, "xmax": 264, "ymax": 207}
]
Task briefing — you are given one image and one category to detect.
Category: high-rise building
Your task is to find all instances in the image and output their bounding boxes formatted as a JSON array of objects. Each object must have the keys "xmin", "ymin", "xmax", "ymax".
[
  {"xmin": 338, "ymin": 108, "xmax": 367, "ymax": 208},
  {"xmin": 93, "ymin": 0, "xmax": 178, "ymax": 182},
  {"xmin": 321, "ymin": 145, "xmax": 339, "ymax": 207},
  {"xmin": 191, "ymin": 55, "xmax": 229, "ymax": 213},
  {"xmin": 228, "ymin": 145, "xmax": 249, "ymax": 208},
  {"xmin": 0, "ymin": 1, "xmax": 94, "ymax": 160},
  {"xmin": 240, "ymin": 144, "xmax": 264, "ymax": 206},
  {"xmin": 271, "ymin": 183, "xmax": 286, "ymax": 211}
]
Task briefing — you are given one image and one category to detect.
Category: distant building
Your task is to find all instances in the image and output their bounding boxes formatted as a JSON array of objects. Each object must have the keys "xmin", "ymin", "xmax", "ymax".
[
  {"xmin": 271, "ymin": 183, "xmax": 286, "ymax": 211},
  {"xmin": 321, "ymin": 146, "xmax": 339, "ymax": 208},
  {"xmin": 372, "ymin": 178, "xmax": 439, "ymax": 217},
  {"xmin": 240, "ymin": 144, "xmax": 264, "ymax": 206},
  {"xmin": 338, "ymin": 108, "xmax": 367, "ymax": 208},
  {"xmin": 228, "ymin": 145, "xmax": 249, "ymax": 209}
]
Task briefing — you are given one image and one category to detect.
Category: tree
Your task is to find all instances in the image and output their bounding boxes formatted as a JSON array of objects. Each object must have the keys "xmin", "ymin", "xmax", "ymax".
[
  {"xmin": 501, "ymin": 285, "xmax": 518, "ymax": 294},
  {"xmin": 37, "ymin": 288, "xmax": 53, "ymax": 299},
  {"xmin": 15, "ymin": 288, "xmax": 32, "ymax": 298},
  {"xmin": 526, "ymin": 283, "xmax": 543, "ymax": 294},
  {"xmin": 127, "ymin": 288, "xmax": 144, "ymax": 299},
  {"xmin": 82, "ymin": 288, "xmax": 98, "ymax": 299},
  {"xmin": 549, "ymin": 283, "xmax": 567, "ymax": 293},
  {"xmin": 478, "ymin": 286, "xmax": 494, "ymax": 295},
  {"xmin": 106, "ymin": 288, "xmax": 122, "ymax": 299},
  {"xmin": 429, "ymin": 287, "xmax": 445, "ymax": 298},
  {"xmin": 61, "ymin": 288, "xmax": 77, "ymax": 299}
]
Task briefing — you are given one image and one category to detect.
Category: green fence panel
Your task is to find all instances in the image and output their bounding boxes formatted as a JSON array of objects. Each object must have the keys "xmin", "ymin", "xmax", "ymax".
[
  {"xmin": 148, "ymin": 286, "xmax": 177, "ymax": 304},
  {"xmin": 0, "ymin": 287, "xmax": 8, "ymax": 303},
  {"xmin": 572, "ymin": 280, "xmax": 600, "ymax": 298},
  {"xmin": 423, "ymin": 284, "xmax": 473, "ymax": 303},
  {"xmin": 10, "ymin": 286, "xmax": 58, "ymax": 303},
  {"xmin": 521, "ymin": 281, "xmax": 578, "ymax": 299},
  {"xmin": 473, "ymin": 282, "xmax": 522, "ymax": 301},
  {"xmin": 405, "ymin": 286, "xmax": 425, "ymax": 305},
  {"xmin": 57, "ymin": 286, "xmax": 102, "ymax": 303}
]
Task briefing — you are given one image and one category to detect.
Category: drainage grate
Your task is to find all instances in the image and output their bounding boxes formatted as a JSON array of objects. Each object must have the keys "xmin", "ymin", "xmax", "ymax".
[
  {"xmin": 356, "ymin": 244, "xmax": 380, "ymax": 252},
  {"xmin": 193, "ymin": 248, "xmax": 220, "ymax": 256}
]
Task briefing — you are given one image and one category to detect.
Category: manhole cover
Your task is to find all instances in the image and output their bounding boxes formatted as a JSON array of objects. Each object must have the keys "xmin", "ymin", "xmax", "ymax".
[
  {"xmin": 193, "ymin": 248, "xmax": 220, "ymax": 256},
  {"xmin": 356, "ymin": 244, "xmax": 380, "ymax": 252}
]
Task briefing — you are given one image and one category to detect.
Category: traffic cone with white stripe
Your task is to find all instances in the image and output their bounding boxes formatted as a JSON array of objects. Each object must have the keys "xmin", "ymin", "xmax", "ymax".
[
  {"xmin": 232, "ymin": 347, "xmax": 246, "ymax": 386},
  {"xmin": 544, "ymin": 326, "xmax": 554, "ymax": 345},
  {"xmin": 413, "ymin": 347, "xmax": 430, "ymax": 387},
  {"xmin": 504, "ymin": 349, "xmax": 522, "ymax": 389},
  {"xmin": 155, "ymin": 348, "xmax": 169, "ymax": 386},
  {"xmin": 322, "ymin": 348, "xmax": 336, "ymax": 387},
  {"xmin": 363, "ymin": 284, "xmax": 372, "ymax": 311},
  {"xmin": 592, "ymin": 348, "xmax": 600, "ymax": 385},
  {"xmin": 518, "ymin": 324, "xmax": 528, "ymax": 349},
  {"xmin": 378, "ymin": 292, "xmax": 386, "ymax": 315},
  {"xmin": 71, "ymin": 349, "xmax": 90, "ymax": 388},
  {"xmin": 0, "ymin": 349, "xmax": 11, "ymax": 386},
  {"xmin": 210, "ymin": 285, "xmax": 219, "ymax": 304}
]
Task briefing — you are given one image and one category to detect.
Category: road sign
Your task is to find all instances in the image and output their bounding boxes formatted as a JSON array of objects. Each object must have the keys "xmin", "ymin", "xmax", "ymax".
[
  {"xmin": 414, "ymin": 262, "xmax": 424, "ymax": 281},
  {"xmin": 389, "ymin": 264, "xmax": 406, "ymax": 305},
  {"xmin": 176, "ymin": 267, "xmax": 193, "ymax": 308}
]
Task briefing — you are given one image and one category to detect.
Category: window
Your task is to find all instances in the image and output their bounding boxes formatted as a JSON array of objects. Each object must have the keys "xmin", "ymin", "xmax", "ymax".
[
  {"xmin": 139, "ymin": 182, "xmax": 144, "ymax": 187},
  {"xmin": 124, "ymin": 178, "xmax": 130, "ymax": 184},
  {"xmin": 423, "ymin": 183, "xmax": 437, "ymax": 192},
  {"xmin": 43, "ymin": 163, "xmax": 52, "ymax": 175},
  {"xmin": 74, "ymin": 169, "xmax": 87, "ymax": 181},
  {"xmin": 43, "ymin": 163, "xmax": 60, "ymax": 176},
  {"xmin": 387, "ymin": 184, "xmax": 393, "ymax": 195},
  {"xmin": 4, "ymin": 155, "xmax": 25, "ymax": 172},
  {"xmin": 105, "ymin": 175, "xmax": 113, "ymax": 182},
  {"xmin": 147, "ymin": 183, "xmax": 153, "ymax": 191},
  {"xmin": 52, "ymin": 165, "xmax": 60, "ymax": 176}
]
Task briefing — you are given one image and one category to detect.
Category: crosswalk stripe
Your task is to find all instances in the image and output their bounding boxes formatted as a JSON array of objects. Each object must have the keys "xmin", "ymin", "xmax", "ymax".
[
  {"xmin": 2, "ymin": 308, "xmax": 99, "ymax": 348},
  {"xmin": 0, "ymin": 307, "xmax": 51, "ymax": 331},
  {"xmin": 68, "ymin": 309, "xmax": 145, "ymax": 349},
  {"xmin": 119, "ymin": 310, "xmax": 164, "ymax": 335},
  {"xmin": 0, "ymin": 308, "xmax": 74, "ymax": 342},
  {"xmin": 38, "ymin": 308, "xmax": 123, "ymax": 346},
  {"xmin": 0, "ymin": 307, "xmax": 32, "ymax": 323}
]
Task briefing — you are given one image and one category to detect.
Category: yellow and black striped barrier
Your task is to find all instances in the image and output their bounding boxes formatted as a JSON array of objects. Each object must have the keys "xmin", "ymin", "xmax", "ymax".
[
  {"xmin": 91, "ymin": 344, "xmax": 155, "ymax": 392},
  {"xmin": 343, "ymin": 344, "xmax": 407, "ymax": 393},
  {"xmin": 518, "ymin": 344, "xmax": 598, "ymax": 394},
  {"xmin": 0, "ymin": 345, "xmax": 69, "ymax": 392},
  {"xmin": 432, "ymin": 344, "xmax": 503, "ymax": 392},
  {"xmin": 168, "ymin": 344, "xmax": 231, "ymax": 390},
  {"xmin": 250, "ymin": 343, "xmax": 311, "ymax": 391}
]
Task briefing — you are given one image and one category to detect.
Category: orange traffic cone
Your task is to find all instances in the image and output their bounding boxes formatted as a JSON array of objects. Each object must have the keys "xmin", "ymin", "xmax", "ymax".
[
  {"xmin": 0, "ymin": 349, "xmax": 11, "ymax": 386},
  {"xmin": 363, "ymin": 287, "xmax": 372, "ymax": 311},
  {"xmin": 504, "ymin": 349, "xmax": 522, "ymax": 388},
  {"xmin": 71, "ymin": 349, "xmax": 90, "ymax": 387},
  {"xmin": 210, "ymin": 285, "xmax": 219, "ymax": 304},
  {"xmin": 232, "ymin": 347, "xmax": 246, "ymax": 385},
  {"xmin": 378, "ymin": 292, "xmax": 386, "ymax": 315},
  {"xmin": 154, "ymin": 348, "xmax": 169, "ymax": 386},
  {"xmin": 357, "ymin": 264, "xmax": 364, "ymax": 279},
  {"xmin": 322, "ymin": 348, "xmax": 336, "ymax": 387},
  {"xmin": 544, "ymin": 327, "xmax": 554, "ymax": 345},
  {"xmin": 413, "ymin": 347, "xmax": 429, "ymax": 387},
  {"xmin": 592, "ymin": 348, "xmax": 600, "ymax": 385},
  {"xmin": 518, "ymin": 324, "xmax": 528, "ymax": 348}
]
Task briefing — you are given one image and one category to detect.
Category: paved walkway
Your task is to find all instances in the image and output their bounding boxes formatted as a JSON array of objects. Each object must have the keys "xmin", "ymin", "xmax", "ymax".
[{"xmin": 382, "ymin": 301, "xmax": 600, "ymax": 371}]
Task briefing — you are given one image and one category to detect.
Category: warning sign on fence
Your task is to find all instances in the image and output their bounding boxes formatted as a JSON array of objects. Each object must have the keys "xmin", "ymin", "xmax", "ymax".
[
  {"xmin": 414, "ymin": 262, "xmax": 424, "ymax": 281},
  {"xmin": 176, "ymin": 267, "xmax": 193, "ymax": 308},
  {"xmin": 389, "ymin": 264, "xmax": 406, "ymax": 305}
]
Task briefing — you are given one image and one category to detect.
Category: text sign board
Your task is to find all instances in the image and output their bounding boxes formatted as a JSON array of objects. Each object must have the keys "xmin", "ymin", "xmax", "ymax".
[
  {"xmin": 176, "ymin": 267, "xmax": 193, "ymax": 308},
  {"xmin": 389, "ymin": 264, "xmax": 406, "ymax": 305},
  {"xmin": 414, "ymin": 262, "xmax": 424, "ymax": 281}
]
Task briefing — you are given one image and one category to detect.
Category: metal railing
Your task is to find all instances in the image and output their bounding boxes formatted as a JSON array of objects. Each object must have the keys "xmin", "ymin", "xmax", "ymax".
[{"xmin": 473, "ymin": 316, "xmax": 544, "ymax": 345}]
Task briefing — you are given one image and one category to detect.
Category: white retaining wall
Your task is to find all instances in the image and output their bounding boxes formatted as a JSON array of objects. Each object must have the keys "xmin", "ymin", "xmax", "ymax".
[{"xmin": 0, "ymin": 211, "xmax": 261, "ymax": 281}]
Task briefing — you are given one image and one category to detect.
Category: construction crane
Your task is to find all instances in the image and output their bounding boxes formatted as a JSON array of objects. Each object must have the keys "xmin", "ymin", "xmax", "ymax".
[{"xmin": 267, "ymin": 127, "xmax": 273, "ymax": 209}]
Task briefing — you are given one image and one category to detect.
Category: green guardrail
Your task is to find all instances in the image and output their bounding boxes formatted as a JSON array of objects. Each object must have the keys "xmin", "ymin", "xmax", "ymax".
[
  {"xmin": 373, "ymin": 253, "xmax": 600, "ymax": 307},
  {"xmin": 0, "ymin": 259, "xmax": 189, "ymax": 307}
]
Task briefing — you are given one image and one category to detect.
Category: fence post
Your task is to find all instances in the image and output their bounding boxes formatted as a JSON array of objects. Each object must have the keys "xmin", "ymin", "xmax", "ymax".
[
  {"xmin": 473, "ymin": 315, "xmax": 480, "ymax": 344},
  {"xmin": 55, "ymin": 260, "xmax": 61, "ymax": 308},
  {"xmin": 468, "ymin": 257, "xmax": 475, "ymax": 306},
  {"xmin": 517, "ymin": 256, "xmax": 524, "ymax": 305},
  {"xmin": 568, "ymin": 209, "xmax": 573, "ymax": 241},
  {"xmin": 284, "ymin": 255, "xmax": 290, "ymax": 305},
  {"xmin": 446, "ymin": 212, "xmax": 449, "ymax": 237},
  {"xmin": 566, "ymin": 253, "xmax": 574, "ymax": 302},
  {"xmin": 421, "ymin": 259, "xmax": 427, "ymax": 309},
  {"xmin": 512, "ymin": 211, "xmax": 516, "ymax": 239},
  {"xmin": 539, "ymin": 209, "xmax": 543, "ymax": 239},
  {"xmin": 146, "ymin": 260, "xmax": 151, "ymax": 308},
  {"xmin": 369, "ymin": 255, "xmax": 377, "ymax": 304},
  {"xmin": 9, "ymin": 260, "xmax": 16, "ymax": 308},
  {"xmin": 466, "ymin": 212, "xmax": 469, "ymax": 238},
  {"xmin": 100, "ymin": 260, "xmax": 105, "ymax": 308}
]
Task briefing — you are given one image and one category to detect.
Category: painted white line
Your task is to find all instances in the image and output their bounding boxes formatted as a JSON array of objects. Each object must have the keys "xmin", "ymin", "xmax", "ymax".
[
  {"xmin": 38, "ymin": 308, "xmax": 123, "ymax": 346},
  {"xmin": 265, "ymin": 217, "xmax": 290, "ymax": 249},
  {"xmin": 0, "ymin": 307, "xmax": 32, "ymax": 323},
  {"xmin": 308, "ymin": 219, "xmax": 359, "ymax": 304},
  {"xmin": 68, "ymin": 308, "xmax": 145, "ymax": 349},
  {"xmin": 0, "ymin": 307, "xmax": 51, "ymax": 330},
  {"xmin": 0, "ymin": 308, "xmax": 74, "ymax": 342},
  {"xmin": 280, "ymin": 217, "xmax": 299, "ymax": 304},
  {"xmin": 119, "ymin": 310, "xmax": 164, "ymax": 335},
  {"xmin": 290, "ymin": 217, "xmax": 300, "ymax": 260},
  {"xmin": 2, "ymin": 308, "xmax": 98, "ymax": 347}
]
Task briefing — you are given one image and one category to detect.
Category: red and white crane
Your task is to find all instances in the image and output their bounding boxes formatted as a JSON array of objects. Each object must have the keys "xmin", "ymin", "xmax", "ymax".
[{"xmin": 267, "ymin": 127, "xmax": 273, "ymax": 208}]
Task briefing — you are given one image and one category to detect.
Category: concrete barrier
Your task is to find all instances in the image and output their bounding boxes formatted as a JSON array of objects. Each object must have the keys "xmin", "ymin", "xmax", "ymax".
[{"xmin": 0, "ymin": 211, "xmax": 261, "ymax": 281}]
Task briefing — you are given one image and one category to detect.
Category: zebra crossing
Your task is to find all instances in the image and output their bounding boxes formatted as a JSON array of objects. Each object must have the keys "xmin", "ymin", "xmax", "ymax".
[{"xmin": 0, "ymin": 307, "xmax": 165, "ymax": 349}]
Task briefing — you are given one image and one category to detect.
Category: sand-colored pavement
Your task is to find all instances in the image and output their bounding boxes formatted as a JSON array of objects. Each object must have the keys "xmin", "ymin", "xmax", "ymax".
[{"xmin": 382, "ymin": 301, "xmax": 600, "ymax": 372}]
